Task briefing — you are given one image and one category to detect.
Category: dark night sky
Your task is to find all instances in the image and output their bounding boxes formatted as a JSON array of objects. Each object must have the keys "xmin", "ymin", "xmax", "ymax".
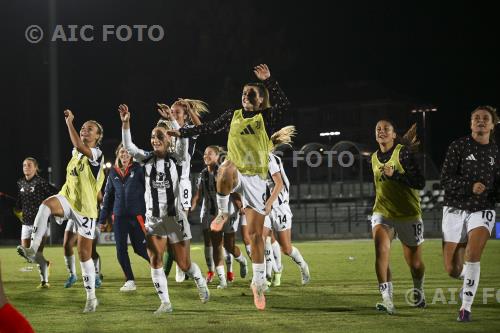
[{"xmin": 1, "ymin": 1, "xmax": 499, "ymax": 194}]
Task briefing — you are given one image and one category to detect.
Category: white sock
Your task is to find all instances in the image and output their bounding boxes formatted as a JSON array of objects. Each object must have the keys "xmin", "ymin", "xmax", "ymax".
[
  {"xmin": 459, "ymin": 263, "xmax": 466, "ymax": 280},
  {"xmin": 186, "ymin": 262, "xmax": 206, "ymax": 287},
  {"xmin": 245, "ymin": 244, "xmax": 252, "ymax": 258},
  {"xmin": 271, "ymin": 241, "xmax": 282, "ymax": 271},
  {"xmin": 64, "ymin": 255, "xmax": 76, "ymax": 275},
  {"xmin": 30, "ymin": 204, "xmax": 51, "ymax": 252},
  {"xmin": 379, "ymin": 282, "xmax": 391, "ymax": 301},
  {"xmin": 151, "ymin": 267, "xmax": 170, "ymax": 303},
  {"xmin": 204, "ymin": 246, "xmax": 215, "ymax": 272},
  {"xmin": 80, "ymin": 259, "xmax": 96, "ymax": 300},
  {"xmin": 93, "ymin": 256, "xmax": 100, "ymax": 275},
  {"xmin": 388, "ymin": 281, "xmax": 393, "ymax": 299},
  {"xmin": 175, "ymin": 263, "xmax": 186, "ymax": 281},
  {"xmin": 34, "ymin": 252, "xmax": 48, "ymax": 282},
  {"xmin": 461, "ymin": 261, "xmax": 480, "ymax": 312},
  {"xmin": 265, "ymin": 237, "xmax": 276, "ymax": 278},
  {"xmin": 289, "ymin": 246, "xmax": 306, "ymax": 269},
  {"xmin": 252, "ymin": 262, "xmax": 266, "ymax": 287},
  {"xmin": 224, "ymin": 250, "xmax": 233, "ymax": 273},
  {"xmin": 215, "ymin": 265, "xmax": 226, "ymax": 284},
  {"xmin": 216, "ymin": 194, "xmax": 229, "ymax": 214}
]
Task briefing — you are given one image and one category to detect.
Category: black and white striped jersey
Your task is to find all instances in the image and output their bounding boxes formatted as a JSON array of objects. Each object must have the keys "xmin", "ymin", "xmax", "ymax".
[
  {"xmin": 142, "ymin": 155, "xmax": 180, "ymax": 218},
  {"xmin": 266, "ymin": 153, "xmax": 290, "ymax": 208},
  {"xmin": 122, "ymin": 128, "xmax": 183, "ymax": 218},
  {"xmin": 183, "ymin": 124, "xmax": 198, "ymax": 158},
  {"xmin": 172, "ymin": 122, "xmax": 198, "ymax": 181},
  {"xmin": 196, "ymin": 166, "xmax": 218, "ymax": 217}
]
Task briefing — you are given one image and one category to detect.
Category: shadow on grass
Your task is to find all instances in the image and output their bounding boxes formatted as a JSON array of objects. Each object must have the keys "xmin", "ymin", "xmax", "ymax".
[{"xmin": 272, "ymin": 306, "xmax": 355, "ymax": 312}]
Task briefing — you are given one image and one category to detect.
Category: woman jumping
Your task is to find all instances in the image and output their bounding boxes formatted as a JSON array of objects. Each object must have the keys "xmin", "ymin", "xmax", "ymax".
[{"xmin": 169, "ymin": 64, "xmax": 290, "ymax": 310}]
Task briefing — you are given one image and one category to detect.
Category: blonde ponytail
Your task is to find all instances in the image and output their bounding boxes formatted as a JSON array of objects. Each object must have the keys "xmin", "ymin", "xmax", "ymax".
[
  {"xmin": 174, "ymin": 99, "xmax": 209, "ymax": 123},
  {"xmin": 270, "ymin": 126, "xmax": 297, "ymax": 148}
]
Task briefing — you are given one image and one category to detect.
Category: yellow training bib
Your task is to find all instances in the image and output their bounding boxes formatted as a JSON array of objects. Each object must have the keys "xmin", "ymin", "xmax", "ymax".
[
  {"xmin": 59, "ymin": 150, "xmax": 105, "ymax": 218},
  {"xmin": 226, "ymin": 109, "xmax": 272, "ymax": 179},
  {"xmin": 371, "ymin": 144, "xmax": 421, "ymax": 221}
]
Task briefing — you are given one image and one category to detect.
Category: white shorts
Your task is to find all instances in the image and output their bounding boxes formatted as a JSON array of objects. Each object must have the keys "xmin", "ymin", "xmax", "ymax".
[
  {"xmin": 264, "ymin": 204, "xmax": 293, "ymax": 231},
  {"xmin": 371, "ymin": 214, "xmax": 424, "ymax": 247},
  {"xmin": 232, "ymin": 171, "xmax": 266, "ymax": 215},
  {"xmin": 55, "ymin": 194, "xmax": 97, "ymax": 240},
  {"xmin": 442, "ymin": 206, "xmax": 495, "ymax": 243},
  {"xmin": 21, "ymin": 224, "xmax": 49, "ymax": 240},
  {"xmin": 65, "ymin": 219, "xmax": 78, "ymax": 234},
  {"xmin": 146, "ymin": 214, "xmax": 192, "ymax": 244},
  {"xmin": 179, "ymin": 179, "xmax": 192, "ymax": 210}
]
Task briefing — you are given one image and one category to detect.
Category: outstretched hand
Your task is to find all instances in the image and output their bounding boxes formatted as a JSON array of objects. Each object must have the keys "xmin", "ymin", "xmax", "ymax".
[
  {"xmin": 157, "ymin": 103, "xmax": 174, "ymax": 120},
  {"xmin": 64, "ymin": 109, "xmax": 74, "ymax": 124},
  {"xmin": 254, "ymin": 64, "xmax": 270, "ymax": 81},
  {"xmin": 118, "ymin": 104, "xmax": 130, "ymax": 122}
]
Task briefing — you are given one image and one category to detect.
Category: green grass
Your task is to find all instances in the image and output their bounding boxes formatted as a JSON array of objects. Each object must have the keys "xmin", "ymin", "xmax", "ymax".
[{"xmin": 1, "ymin": 239, "xmax": 500, "ymax": 333}]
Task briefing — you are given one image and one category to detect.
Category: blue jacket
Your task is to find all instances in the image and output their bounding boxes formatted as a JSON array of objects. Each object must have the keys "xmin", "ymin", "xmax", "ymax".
[{"xmin": 98, "ymin": 162, "xmax": 145, "ymax": 224}]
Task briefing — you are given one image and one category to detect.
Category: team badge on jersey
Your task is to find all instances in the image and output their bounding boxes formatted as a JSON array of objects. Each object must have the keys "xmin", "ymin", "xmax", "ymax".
[{"xmin": 152, "ymin": 172, "xmax": 171, "ymax": 189}]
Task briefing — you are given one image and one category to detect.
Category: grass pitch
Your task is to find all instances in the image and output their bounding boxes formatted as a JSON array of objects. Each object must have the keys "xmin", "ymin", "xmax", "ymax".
[{"xmin": 1, "ymin": 239, "xmax": 499, "ymax": 333}]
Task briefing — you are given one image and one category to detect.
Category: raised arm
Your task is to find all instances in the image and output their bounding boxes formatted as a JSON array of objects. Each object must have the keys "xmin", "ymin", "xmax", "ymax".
[
  {"xmin": 157, "ymin": 102, "xmax": 203, "ymax": 127},
  {"xmin": 119, "ymin": 104, "xmax": 150, "ymax": 162},
  {"xmin": 157, "ymin": 103, "xmax": 175, "ymax": 123},
  {"xmin": 256, "ymin": 65, "xmax": 291, "ymax": 133},
  {"xmin": 155, "ymin": 104, "xmax": 189, "ymax": 160},
  {"xmin": 169, "ymin": 109, "xmax": 234, "ymax": 138},
  {"xmin": 64, "ymin": 110, "xmax": 94, "ymax": 159}
]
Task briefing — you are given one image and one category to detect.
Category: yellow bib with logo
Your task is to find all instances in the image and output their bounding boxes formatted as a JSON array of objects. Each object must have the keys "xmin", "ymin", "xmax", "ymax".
[
  {"xmin": 371, "ymin": 144, "xmax": 421, "ymax": 221},
  {"xmin": 226, "ymin": 109, "xmax": 272, "ymax": 179},
  {"xmin": 59, "ymin": 150, "xmax": 105, "ymax": 218}
]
